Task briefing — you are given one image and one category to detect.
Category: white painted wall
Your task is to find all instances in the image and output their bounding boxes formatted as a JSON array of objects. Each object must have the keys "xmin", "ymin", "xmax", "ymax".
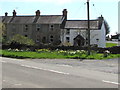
[
  {"xmin": 90, "ymin": 22, "xmax": 106, "ymax": 48},
  {"xmin": 61, "ymin": 22, "xmax": 106, "ymax": 48},
  {"xmin": 99, "ymin": 22, "xmax": 106, "ymax": 47}
]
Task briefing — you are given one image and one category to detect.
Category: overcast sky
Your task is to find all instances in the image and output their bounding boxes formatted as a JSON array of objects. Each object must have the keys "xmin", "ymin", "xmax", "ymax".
[{"xmin": 0, "ymin": 0, "xmax": 119, "ymax": 35}]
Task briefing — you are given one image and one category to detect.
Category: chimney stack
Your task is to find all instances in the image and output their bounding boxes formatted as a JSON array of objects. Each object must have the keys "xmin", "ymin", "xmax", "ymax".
[
  {"xmin": 62, "ymin": 9, "xmax": 67, "ymax": 19},
  {"xmin": 98, "ymin": 15, "xmax": 104, "ymax": 29},
  {"xmin": 36, "ymin": 10, "xmax": 40, "ymax": 16},
  {"xmin": 13, "ymin": 10, "xmax": 16, "ymax": 17},
  {"xmin": 5, "ymin": 12, "xmax": 8, "ymax": 16}
]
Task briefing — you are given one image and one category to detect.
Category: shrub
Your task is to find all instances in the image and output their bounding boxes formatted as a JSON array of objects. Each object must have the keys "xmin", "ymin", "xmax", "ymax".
[{"xmin": 9, "ymin": 34, "xmax": 35, "ymax": 46}]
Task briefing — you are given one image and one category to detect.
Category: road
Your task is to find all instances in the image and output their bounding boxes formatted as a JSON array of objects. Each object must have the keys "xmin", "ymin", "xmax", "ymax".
[{"xmin": 0, "ymin": 57, "xmax": 119, "ymax": 88}]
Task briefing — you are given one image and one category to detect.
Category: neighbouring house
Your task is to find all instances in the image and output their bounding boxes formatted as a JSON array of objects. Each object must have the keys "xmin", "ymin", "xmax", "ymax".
[
  {"xmin": 2, "ymin": 9, "xmax": 106, "ymax": 47},
  {"xmin": 61, "ymin": 15, "xmax": 106, "ymax": 47},
  {"xmin": 111, "ymin": 34, "xmax": 120, "ymax": 41}
]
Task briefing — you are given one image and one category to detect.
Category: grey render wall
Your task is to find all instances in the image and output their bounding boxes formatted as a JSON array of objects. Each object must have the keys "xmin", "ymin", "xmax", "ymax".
[{"xmin": 33, "ymin": 24, "xmax": 61, "ymax": 45}]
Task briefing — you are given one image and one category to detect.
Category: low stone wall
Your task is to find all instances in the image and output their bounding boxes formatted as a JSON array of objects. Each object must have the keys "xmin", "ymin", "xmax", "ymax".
[{"xmin": 2, "ymin": 44, "xmax": 120, "ymax": 54}]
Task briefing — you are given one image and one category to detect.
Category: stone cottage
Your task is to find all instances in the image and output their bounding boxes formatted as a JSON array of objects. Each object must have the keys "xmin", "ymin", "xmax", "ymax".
[{"xmin": 2, "ymin": 9, "xmax": 106, "ymax": 47}]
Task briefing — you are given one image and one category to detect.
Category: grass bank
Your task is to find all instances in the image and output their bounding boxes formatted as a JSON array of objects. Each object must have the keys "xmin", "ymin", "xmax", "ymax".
[
  {"xmin": 0, "ymin": 49, "xmax": 120, "ymax": 60},
  {"xmin": 106, "ymin": 43, "xmax": 118, "ymax": 47}
]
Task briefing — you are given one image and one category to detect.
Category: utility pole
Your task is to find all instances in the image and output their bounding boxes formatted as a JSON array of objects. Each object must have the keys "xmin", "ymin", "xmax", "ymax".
[{"xmin": 87, "ymin": 0, "xmax": 90, "ymax": 55}]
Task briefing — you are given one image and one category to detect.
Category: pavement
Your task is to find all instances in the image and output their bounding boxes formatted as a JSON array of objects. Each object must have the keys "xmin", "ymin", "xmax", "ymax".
[{"xmin": 0, "ymin": 57, "xmax": 119, "ymax": 88}]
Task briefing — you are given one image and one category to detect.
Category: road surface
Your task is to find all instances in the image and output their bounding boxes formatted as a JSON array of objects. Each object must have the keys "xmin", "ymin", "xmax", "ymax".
[{"xmin": 0, "ymin": 57, "xmax": 119, "ymax": 88}]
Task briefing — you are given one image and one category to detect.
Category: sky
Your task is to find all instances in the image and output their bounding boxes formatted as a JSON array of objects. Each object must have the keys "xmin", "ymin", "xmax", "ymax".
[{"xmin": 0, "ymin": 0, "xmax": 119, "ymax": 35}]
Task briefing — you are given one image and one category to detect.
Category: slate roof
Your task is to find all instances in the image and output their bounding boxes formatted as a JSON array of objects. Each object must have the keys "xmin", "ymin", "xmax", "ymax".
[
  {"xmin": 2, "ymin": 15, "xmax": 63, "ymax": 24},
  {"xmin": 65, "ymin": 20, "xmax": 100, "ymax": 30},
  {"xmin": 10, "ymin": 16, "xmax": 36, "ymax": 24},
  {"xmin": 2, "ymin": 16, "xmax": 12, "ymax": 23},
  {"xmin": 36, "ymin": 15, "xmax": 63, "ymax": 24}
]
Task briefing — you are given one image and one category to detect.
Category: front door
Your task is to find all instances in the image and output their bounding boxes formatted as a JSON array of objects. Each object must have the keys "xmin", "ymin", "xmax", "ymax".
[{"xmin": 74, "ymin": 35, "xmax": 85, "ymax": 46}]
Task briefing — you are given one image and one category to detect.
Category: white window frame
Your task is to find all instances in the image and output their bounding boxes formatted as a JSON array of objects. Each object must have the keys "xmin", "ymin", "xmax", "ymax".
[{"xmin": 36, "ymin": 24, "xmax": 41, "ymax": 31}]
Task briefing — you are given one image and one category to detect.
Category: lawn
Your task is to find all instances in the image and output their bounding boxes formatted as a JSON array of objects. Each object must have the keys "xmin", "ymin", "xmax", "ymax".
[
  {"xmin": 106, "ymin": 43, "xmax": 118, "ymax": 47},
  {"xmin": 0, "ymin": 49, "xmax": 120, "ymax": 60}
]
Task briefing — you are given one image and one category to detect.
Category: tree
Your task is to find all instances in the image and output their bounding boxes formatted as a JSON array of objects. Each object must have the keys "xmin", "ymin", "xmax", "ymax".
[
  {"xmin": 104, "ymin": 20, "xmax": 110, "ymax": 35},
  {"xmin": 10, "ymin": 34, "xmax": 35, "ymax": 46},
  {"xmin": 0, "ymin": 22, "xmax": 6, "ymax": 43}
]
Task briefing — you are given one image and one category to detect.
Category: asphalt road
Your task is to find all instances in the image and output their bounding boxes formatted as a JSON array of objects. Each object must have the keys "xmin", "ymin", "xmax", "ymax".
[{"xmin": 0, "ymin": 57, "xmax": 119, "ymax": 88}]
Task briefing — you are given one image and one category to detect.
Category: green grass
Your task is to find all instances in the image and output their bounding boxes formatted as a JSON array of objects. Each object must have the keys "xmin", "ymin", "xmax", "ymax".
[
  {"xmin": 106, "ymin": 43, "xmax": 118, "ymax": 47},
  {"xmin": 0, "ymin": 49, "xmax": 120, "ymax": 60}
]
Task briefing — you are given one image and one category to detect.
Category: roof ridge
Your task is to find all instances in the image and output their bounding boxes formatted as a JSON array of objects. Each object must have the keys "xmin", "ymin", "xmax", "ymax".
[{"xmin": 67, "ymin": 19, "xmax": 98, "ymax": 21}]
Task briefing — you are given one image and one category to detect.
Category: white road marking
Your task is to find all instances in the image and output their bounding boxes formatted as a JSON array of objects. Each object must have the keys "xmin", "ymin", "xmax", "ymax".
[
  {"xmin": 45, "ymin": 69, "xmax": 69, "ymax": 75},
  {"xmin": 0, "ymin": 61, "xmax": 7, "ymax": 63},
  {"xmin": 21, "ymin": 65, "xmax": 31, "ymax": 68},
  {"xmin": 102, "ymin": 80, "xmax": 120, "ymax": 85},
  {"xmin": 9, "ymin": 59, "xmax": 24, "ymax": 62},
  {"xmin": 59, "ymin": 64, "xmax": 73, "ymax": 67},
  {"xmin": 20, "ymin": 64, "xmax": 69, "ymax": 75}
]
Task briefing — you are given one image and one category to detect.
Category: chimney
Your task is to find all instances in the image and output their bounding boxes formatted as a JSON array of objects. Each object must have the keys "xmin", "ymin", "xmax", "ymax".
[
  {"xmin": 5, "ymin": 12, "xmax": 8, "ymax": 16},
  {"xmin": 36, "ymin": 10, "xmax": 40, "ymax": 16},
  {"xmin": 62, "ymin": 9, "xmax": 67, "ymax": 19},
  {"xmin": 13, "ymin": 10, "xmax": 16, "ymax": 17},
  {"xmin": 98, "ymin": 15, "xmax": 104, "ymax": 21},
  {"xmin": 98, "ymin": 15, "xmax": 104, "ymax": 29}
]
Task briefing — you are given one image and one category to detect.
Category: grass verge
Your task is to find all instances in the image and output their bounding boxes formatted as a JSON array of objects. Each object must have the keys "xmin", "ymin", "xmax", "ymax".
[
  {"xmin": 106, "ymin": 43, "xmax": 118, "ymax": 47},
  {"xmin": 0, "ymin": 49, "xmax": 120, "ymax": 60}
]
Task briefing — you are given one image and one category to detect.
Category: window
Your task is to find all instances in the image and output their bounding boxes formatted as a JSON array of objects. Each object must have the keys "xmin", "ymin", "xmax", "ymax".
[
  {"xmin": 36, "ymin": 24, "xmax": 41, "ymax": 31},
  {"xmin": 50, "ymin": 39, "xmax": 53, "ymax": 42},
  {"xmin": 86, "ymin": 38, "xmax": 88, "ymax": 45},
  {"xmin": 50, "ymin": 35, "xmax": 54, "ymax": 42},
  {"xmin": 66, "ymin": 37, "xmax": 70, "ymax": 42},
  {"xmin": 12, "ymin": 25, "xmax": 16, "ymax": 32},
  {"xmin": 25, "ymin": 35, "xmax": 28, "ymax": 37},
  {"xmin": 50, "ymin": 25, "xmax": 54, "ymax": 30},
  {"xmin": 42, "ymin": 37, "xmax": 46, "ymax": 43},
  {"xmin": 36, "ymin": 39, "xmax": 39, "ymax": 42},
  {"xmin": 36, "ymin": 35, "xmax": 40, "ymax": 42},
  {"xmin": 50, "ymin": 36, "xmax": 53, "ymax": 38},
  {"xmin": 66, "ymin": 29, "xmax": 70, "ymax": 35},
  {"xmin": 24, "ymin": 25, "xmax": 28, "ymax": 32},
  {"xmin": 96, "ymin": 39, "xmax": 99, "ymax": 42}
]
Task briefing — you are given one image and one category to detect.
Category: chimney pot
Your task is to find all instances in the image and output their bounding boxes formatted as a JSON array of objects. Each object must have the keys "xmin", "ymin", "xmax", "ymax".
[
  {"xmin": 62, "ymin": 9, "xmax": 67, "ymax": 19},
  {"xmin": 13, "ymin": 10, "xmax": 16, "ymax": 17},
  {"xmin": 5, "ymin": 12, "xmax": 8, "ymax": 16},
  {"xmin": 36, "ymin": 10, "xmax": 40, "ymax": 16}
]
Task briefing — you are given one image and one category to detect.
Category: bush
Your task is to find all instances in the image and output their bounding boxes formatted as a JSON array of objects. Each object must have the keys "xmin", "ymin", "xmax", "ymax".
[{"xmin": 10, "ymin": 34, "xmax": 35, "ymax": 46}]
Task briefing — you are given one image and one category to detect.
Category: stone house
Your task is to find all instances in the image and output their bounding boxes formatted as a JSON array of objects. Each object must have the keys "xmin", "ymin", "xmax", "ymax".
[{"xmin": 2, "ymin": 9, "xmax": 106, "ymax": 47}]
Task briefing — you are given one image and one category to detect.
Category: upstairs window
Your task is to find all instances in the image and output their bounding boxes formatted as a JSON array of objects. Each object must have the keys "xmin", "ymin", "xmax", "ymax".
[
  {"xmin": 50, "ymin": 25, "xmax": 54, "ymax": 31},
  {"xmin": 24, "ymin": 25, "xmax": 28, "ymax": 32},
  {"xmin": 66, "ymin": 29, "xmax": 70, "ymax": 35},
  {"xmin": 12, "ymin": 25, "xmax": 16, "ymax": 32},
  {"xmin": 36, "ymin": 24, "xmax": 41, "ymax": 31}
]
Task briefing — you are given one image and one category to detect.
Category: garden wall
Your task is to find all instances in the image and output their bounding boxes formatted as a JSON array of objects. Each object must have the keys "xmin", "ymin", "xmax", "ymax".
[{"xmin": 2, "ymin": 44, "xmax": 120, "ymax": 54}]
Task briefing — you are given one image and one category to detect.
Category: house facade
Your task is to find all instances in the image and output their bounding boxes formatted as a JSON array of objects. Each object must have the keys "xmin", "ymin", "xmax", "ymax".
[
  {"xmin": 61, "ymin": 16, "xmax": 106, "ymax": 47},
  {"xmin": 2, "ymin": 9, "xmax": 106, "ymax": 47}
]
